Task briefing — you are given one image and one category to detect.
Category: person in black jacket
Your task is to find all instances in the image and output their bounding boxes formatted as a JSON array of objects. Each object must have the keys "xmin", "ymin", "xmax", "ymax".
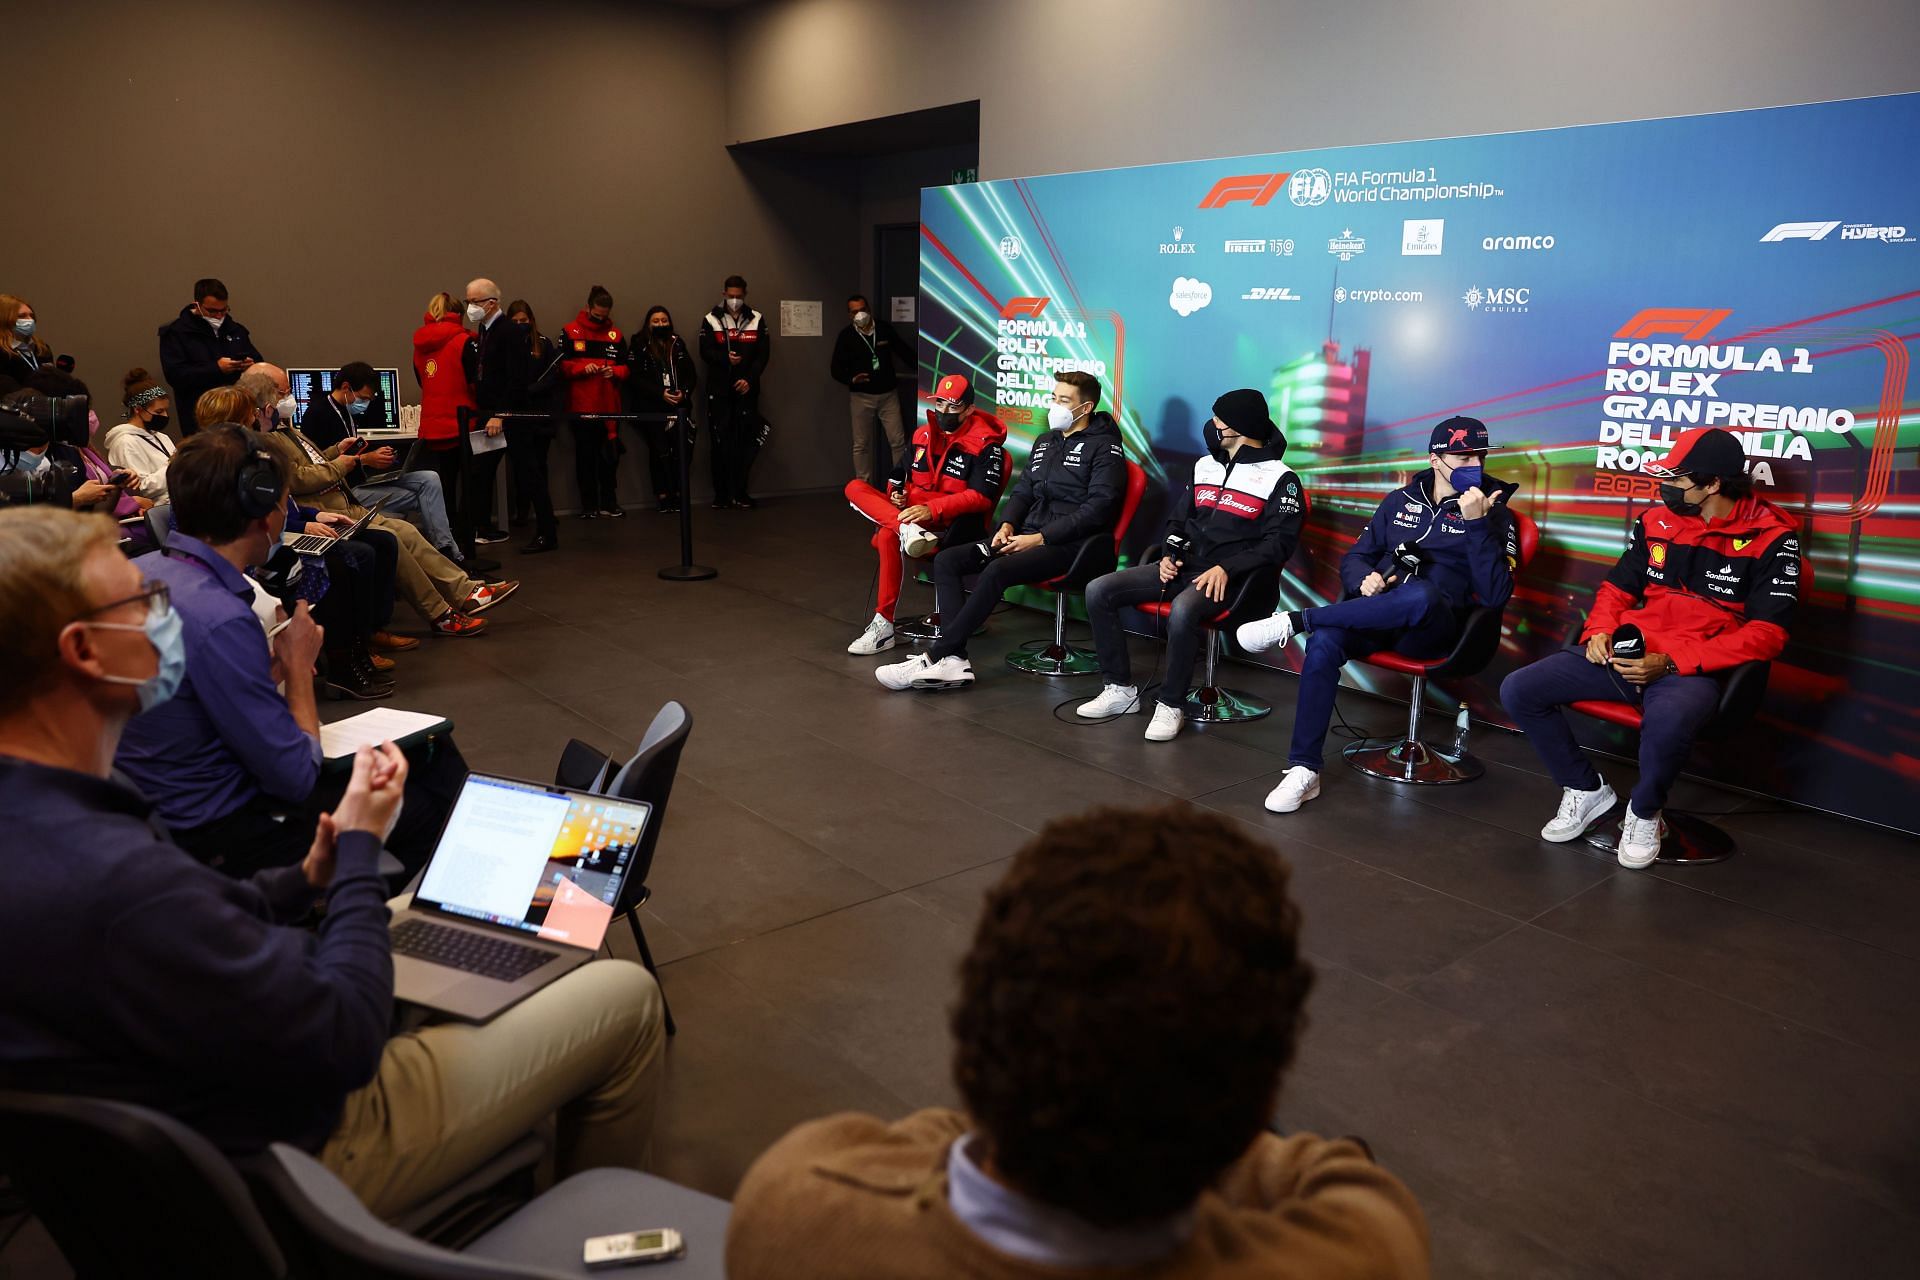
[
  {"xmin": 1080, "ymin": 389, "xmax": 1305, "ymax": 742},
  {"xmin": 877, "ymin": 370, "xmax": 1126, "ymax": 692},
  {"xmin": 462, "ymin": 279, "xmax": 556, "ymax": 552},
  {"xmin": 157, "ymin": 279, "xmax": 263, "ymax": 435},
  {"xmin": 830, "ymin": 294, "xmax": 913, "ymax": 486},
  {"xmin": 630, "ymin": 306, "xmax": 697, "ymax": 512},
  {"xmin": 698, "ymin": 274, "xmax": 770, "ymax": 509}
]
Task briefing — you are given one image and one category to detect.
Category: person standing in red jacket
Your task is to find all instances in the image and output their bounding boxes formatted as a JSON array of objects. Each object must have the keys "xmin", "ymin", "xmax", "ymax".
[
  {"xmin": 561, "ymin": 285, "xmax": 630, "ymax": 519},
  {"xmin": 1501, "ymin": 427, "xmax": 1801, "ymax": 868},
  {"xmin": 843, "ymin": 373, "xmax": 1006, "ymax": 655},
  {"xmin": 410, "ymin": 291, "xmax": 481, "ymax": 560}
]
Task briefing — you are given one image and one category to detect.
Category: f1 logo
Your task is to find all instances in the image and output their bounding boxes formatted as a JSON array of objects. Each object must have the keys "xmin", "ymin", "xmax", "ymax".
[
  {"xmin": 999, "ymin": 296, "xmax": 1049, "ymax": 320},
  {"xmin": 1198, "ymin": 172, "xmax": 1290, "ymax": 209},
  {"xmin": 1760, "ymin": 221, "xmax": 1841, "ymax": 242},
  {"xmin": 1613, "ymin": 308, "xmax": 1732, "ymax": 341}
]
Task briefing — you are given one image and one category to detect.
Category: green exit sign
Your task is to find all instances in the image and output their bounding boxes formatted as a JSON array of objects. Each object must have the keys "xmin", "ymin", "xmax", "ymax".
[{"xmin": 950, "ymin": 167, "xmax": 978, "ymax": 184}]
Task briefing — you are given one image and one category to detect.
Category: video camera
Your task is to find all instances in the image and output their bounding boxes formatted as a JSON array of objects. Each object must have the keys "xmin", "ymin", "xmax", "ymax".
[{"xmin": 0, "ymin": 391, "xmax": 90, "ymax": 508}]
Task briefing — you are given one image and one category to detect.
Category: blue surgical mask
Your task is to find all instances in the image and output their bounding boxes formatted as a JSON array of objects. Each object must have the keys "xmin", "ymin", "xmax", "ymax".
[
  {"xmin": 1447, "ymin": 461, "xmax": 1484, "ymax": 490},
  {"xmin": 11, "ymin": 318, "xmax": 33, "ymax": 339},
  {"xmin": 91, "ymin": 597, "xmax": 187, "ymax": 713},
  {"xmin": 347, "ymin": 398, "xmax": 369, "ymax": 416}
]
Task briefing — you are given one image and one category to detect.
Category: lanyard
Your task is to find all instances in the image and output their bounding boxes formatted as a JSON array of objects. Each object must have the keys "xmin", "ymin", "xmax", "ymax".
[{"xmin": 857, "ymin": 326, "xmax": 879, "ymax": 370}]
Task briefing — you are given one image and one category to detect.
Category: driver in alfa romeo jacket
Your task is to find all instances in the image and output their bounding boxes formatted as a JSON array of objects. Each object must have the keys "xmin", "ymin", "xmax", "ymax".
[
  {"xmin": 1237, "ymin": 416, "xmax": 1519, "ymax": 814},
  {"xmin": 1078, "ymin": 388, "xmax": 1305, "ymax": 742},
  {"xmin": 1500, "ymin": 426, "xmax": 1800, "ymax": 869}
]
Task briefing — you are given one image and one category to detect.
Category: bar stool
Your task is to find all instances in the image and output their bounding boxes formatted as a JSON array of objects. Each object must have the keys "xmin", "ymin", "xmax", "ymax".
[
  {"xmin": 1134, "ymin": 563, "xmax": 1283, "ymax": 722},
  {"xmin": 1341, "ymin": 509, "xmax": 1539, "ymax": 784},
  {"xmin": 1006, "ymin": 460, "xmax": 1149, "ymax": 676}
]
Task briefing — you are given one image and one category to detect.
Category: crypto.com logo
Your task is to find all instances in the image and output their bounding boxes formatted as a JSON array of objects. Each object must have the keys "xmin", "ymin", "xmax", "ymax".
[
  {"xmin": 999, "ymin": 297, "xmax": 1049, "ymax": 320},
  {"xmin": 1197, "ymin": 172, "xmax": 1291, "ymax": 209},
  {"xmin": 1760, "ymin": 221, "xmax": 1841, "ymax": 242},
  {"xmin": 1612, "ymin": 307, "xmax": 1731, "ymax": 340}
]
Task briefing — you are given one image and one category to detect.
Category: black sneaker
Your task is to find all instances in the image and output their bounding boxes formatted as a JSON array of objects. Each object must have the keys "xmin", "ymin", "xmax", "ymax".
[
  {"xmin": 324, "ymin": 660, "xmax": 395, "ymax": 701},
  {"xmin": 474, "ymin": 528, "xmax": 510, "ymax": 545},
  {"xmin": 522, "ymin": 535, "xmax": 558, "ymax": 555},
  {"xmin": 578, "ymin": 509, "xmax": 599, "ymax": 521},
  {"xmin": 603, "ymin": 505, "xmax": 627, "ymax": 519},
  {"xmin": 455, "ymin": 554, "xmax": 501, "ymax": 575}
]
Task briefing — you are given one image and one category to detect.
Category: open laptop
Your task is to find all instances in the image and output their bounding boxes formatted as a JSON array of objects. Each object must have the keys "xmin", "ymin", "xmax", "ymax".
[
  {"xmin": 281, "ymin": 494, "xmax": 388, "ymax": 557},
  {"xmin": 391, "ymin": 772, "xmax": 652, "ymax": 1022}
]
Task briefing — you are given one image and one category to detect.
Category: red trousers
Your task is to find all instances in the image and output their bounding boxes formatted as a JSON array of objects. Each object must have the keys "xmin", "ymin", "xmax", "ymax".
[{"xmin": 846, "ymin": 479, "xmax": 940, "ymax": 620}]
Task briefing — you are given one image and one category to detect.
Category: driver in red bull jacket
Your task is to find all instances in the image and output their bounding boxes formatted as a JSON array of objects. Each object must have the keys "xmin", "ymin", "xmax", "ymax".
[
  {"xmin": 843, "ymin": 374, "xmax": 1007, "ymax": 655},
  {"xmin": 1500, "ymin": 427, "xmax": 1800, "ymax": 868}
]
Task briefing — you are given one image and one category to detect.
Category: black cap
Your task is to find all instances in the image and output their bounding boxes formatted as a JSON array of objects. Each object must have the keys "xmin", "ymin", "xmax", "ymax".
[
  {"xmin": 1428, "ymin": 416, "xmax": 1493, "ymax": 453},
  {"xmin": 1646, "ymin": 427, "xmax": 1746, "ymax": 481},
  {"xmin": 1212, "ymin": 388, "xmax": 1277, "ymax": 442}
]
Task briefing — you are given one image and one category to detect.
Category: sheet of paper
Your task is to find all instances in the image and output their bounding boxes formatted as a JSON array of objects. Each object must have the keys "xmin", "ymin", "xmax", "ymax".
[
  {"xmin": 468, "ymin": 428, "xmax": 506, "ymax": 455},
  {"xmin": 320, "ymin": 707, "xmax": 449, "ymax": 758},
  {"xmin": 890, "ymin": 296, "xmax": 916, "ymax": 322},
  {"xmin": 779, "ymin": 300, "xmax": 822, "ymax": 337}
]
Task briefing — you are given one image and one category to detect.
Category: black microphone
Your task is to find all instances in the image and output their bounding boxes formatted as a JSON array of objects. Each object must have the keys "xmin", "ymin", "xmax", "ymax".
[
  {"xmin": 1391, "ymin": 541, "xmax": 1430, "ymax": 579},
  {"xmin": 1611, "ymin": 623, "xmax": 1645, "ymax": 662}
]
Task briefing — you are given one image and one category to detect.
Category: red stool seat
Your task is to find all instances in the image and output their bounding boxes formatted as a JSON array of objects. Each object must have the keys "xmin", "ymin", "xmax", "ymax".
[{"xmin": 1567, "ymin": 700, "xmax": 1643, "ymax": 730}]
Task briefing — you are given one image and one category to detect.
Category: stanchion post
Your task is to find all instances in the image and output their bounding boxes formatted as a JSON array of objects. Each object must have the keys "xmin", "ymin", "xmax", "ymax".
[{"xmin": 659, "ymin": 408, "xmax": 716, "ymax": 582}]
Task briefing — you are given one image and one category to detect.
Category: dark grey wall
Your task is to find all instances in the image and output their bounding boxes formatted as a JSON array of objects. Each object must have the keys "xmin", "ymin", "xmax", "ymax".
[
  {"xmin": 728, "ymin": 0, "xmax": 1920, "ymax": 179},
  {"xmin": 11, "ymin": 0, "xmax": 860, "ymax": 500}
]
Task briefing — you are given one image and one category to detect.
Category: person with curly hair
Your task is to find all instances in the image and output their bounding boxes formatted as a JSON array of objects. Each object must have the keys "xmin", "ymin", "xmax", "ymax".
[{"xmin": 725, "ymin": 803, "xmax": 1430, "ymax": 1279}]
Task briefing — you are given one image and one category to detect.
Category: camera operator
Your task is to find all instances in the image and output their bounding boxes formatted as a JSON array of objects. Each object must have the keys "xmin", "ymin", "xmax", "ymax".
[{"xmin": 1237, "ymin": 417, "xmax": 1519, "ymax": 814}]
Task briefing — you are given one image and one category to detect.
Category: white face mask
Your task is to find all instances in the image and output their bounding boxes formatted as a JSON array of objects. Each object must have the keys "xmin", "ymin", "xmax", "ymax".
[
  {"xmin": 1047, "ymin": 403, "xmax": 1080, "ymax": 432},
  {"xmin": 465, "ymin": 303, "xmax": 488, "ymax": 325},
  {"xmin": 275, "ymin": 395, "xmax": 297, "ymax": 422},
  {"xmin": 724, "ymin": 297, "xmax": 744, "ymax": 314},
  {"xmin": 204, "ymin": 314, "xmax": 225, "ymax": 331},
  {"xmin": 853, "ymin": 310, "xmax": 872, "ymax": 328}
]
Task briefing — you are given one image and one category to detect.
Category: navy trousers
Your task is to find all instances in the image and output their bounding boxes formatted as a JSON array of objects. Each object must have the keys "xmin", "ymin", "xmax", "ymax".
[
  {"xmin": 1500, "ymin": 647, "xmax": 1720, "ymax": 818},
  {"xmin": 1288, "ymin": 579, "xmax": 1460, "ymax": 769}
]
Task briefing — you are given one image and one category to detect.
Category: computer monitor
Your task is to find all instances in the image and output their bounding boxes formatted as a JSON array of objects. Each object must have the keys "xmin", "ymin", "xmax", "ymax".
[{"xmin": 286, "ymin": 367, "xmax": 403, "ymax": 432}]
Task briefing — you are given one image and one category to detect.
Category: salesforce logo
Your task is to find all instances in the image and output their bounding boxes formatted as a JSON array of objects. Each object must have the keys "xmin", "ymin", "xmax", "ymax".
[{"xmin": 1168, "ymin": 277, "xmax": 1213, "ymax": 317}]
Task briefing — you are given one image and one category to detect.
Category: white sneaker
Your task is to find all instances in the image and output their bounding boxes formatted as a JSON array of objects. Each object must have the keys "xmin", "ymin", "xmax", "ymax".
[
  {"xmin": 1539, "ymin": 783, "xmax": 1617, "ymax": 843},
  {"xmin": 1144, "ymin": 703, "xmax": 1184, "ymax": 742},
  {"xmin": 1078, "ymin": 684, "xmax": 1141, "ymax": 718},
  {"xmin": 847, "ymin": 615, "xmax": 896, "ymax": 656},
  {"xmin": 898, "ymin": 522, "xmax": 940, "ymax": 558},
  {"xmin": 1617, "ymin": 809, "xmax": 1667, "ymax": 869},
  {"xmin": 876, "ymin": 652, "xmax": 973, "ymax": 691},
  {"xmin": 1265, "ymin": 766, "xmax": 1321, "ymax": 813},
  {"xmin": 1235, "ymin": 611, "xmax": 1296, "ymax": 653}
]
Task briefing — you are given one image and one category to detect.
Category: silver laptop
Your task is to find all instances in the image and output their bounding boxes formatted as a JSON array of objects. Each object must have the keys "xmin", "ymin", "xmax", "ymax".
[
  {"xmin": 281, "ymin": 495, "xmax": 389, "ymax": 557},
  {"xmin": 391, "ymin": 773, "xmax": 651, "ymax": 1022}
]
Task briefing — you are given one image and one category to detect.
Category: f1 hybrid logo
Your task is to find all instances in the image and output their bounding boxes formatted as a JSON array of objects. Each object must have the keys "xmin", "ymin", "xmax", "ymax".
[
  {"xmin": 1197, "ymin": 172, "xmax": 1290, "ymax": 209},
  {"xmin": 1613, "ymin": 308, "xmax": 1730, "ymax": 340},
  {"xmin": 999, "ymin": 297, "xmax": 1049, "ymax": 320},
  {"xmin": 1761, "ymin": 221, "xmax": 1841, "ymax": 242}
]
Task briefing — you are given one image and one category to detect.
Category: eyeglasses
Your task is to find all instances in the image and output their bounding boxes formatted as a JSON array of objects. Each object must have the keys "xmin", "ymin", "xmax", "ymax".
[{"xmin": 74, "ymin": 580, "xmax": 171, "ymax": 625}]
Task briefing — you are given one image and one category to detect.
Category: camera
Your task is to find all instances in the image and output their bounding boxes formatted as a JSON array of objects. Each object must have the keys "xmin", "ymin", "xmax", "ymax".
[{"xmin": 0, "ymin": 392, "xmax": 88, "ymax": 508}]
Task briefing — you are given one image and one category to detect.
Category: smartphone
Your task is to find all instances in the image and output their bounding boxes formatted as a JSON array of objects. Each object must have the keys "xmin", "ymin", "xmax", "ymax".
[
  {"xmin": 583, "ymin": 1228, "xmax": 685, "ymax": 1269},
  {"xmin": 341, "ymin": 436, "xmax": 366, "ymax": 454},
  {"xmin": 109, "ymin": 470, "xmax": 136, "ymax": 486}
]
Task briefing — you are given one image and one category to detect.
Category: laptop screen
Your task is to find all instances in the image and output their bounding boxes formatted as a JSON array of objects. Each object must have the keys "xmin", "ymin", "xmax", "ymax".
[{"xmin": 413, "ymin": 774, "xmax": 650, "ymax": 948}]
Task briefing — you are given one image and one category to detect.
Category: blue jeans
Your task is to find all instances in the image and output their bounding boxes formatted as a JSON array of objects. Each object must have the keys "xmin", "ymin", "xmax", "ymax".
[
  {"xmin": 353, "ymin": 470, "xmax": 457, "ymax": 558},
  {"xmin": 1500, "ymin": 648, "xmax": 1721, "ymax": 818},
  {"xmin": 1288, "ymin": 579, "xmax": 1460, "ymax": 768}
]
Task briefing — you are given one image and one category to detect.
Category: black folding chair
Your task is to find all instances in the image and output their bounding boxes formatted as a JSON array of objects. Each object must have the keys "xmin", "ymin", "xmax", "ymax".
[{"xmin": 604, "ymin": 702, "xmax": 692, "ymax": 1035}]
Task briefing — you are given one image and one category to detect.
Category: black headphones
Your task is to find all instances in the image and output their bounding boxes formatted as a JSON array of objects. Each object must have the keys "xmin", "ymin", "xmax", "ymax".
[{"xmin": 205, "ymin": 423, "xmax": 282, "ymax": 519}]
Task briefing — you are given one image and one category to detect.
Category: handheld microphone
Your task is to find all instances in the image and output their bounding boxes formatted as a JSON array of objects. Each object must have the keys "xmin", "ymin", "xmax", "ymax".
[
  {"xmin": 1611, "ymin": 623, "xmax": 1645, "ymax": 662},
  {"xmin": 1391, "ymin": 541, "xmax": 1431, "ymax": 579},
  {"xmin": 1163, "ymin": 532, "xmax": 1192, "ymax": 560}
]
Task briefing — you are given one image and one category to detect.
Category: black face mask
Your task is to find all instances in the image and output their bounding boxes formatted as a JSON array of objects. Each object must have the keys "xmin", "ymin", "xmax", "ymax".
[
  {"xmin": 931, "ymin": 410, "xmax": 962, "ymax": 433},
  {"xmin": 650, "ymin": 326, "xmax": 672, "ymax": 340},
  {"xmin": 512, "ymin": 321, "xmax": 532, "ymax": 333},
  {"xmin": 1659, "ymin": 481, "xmax": 1704, "ymax": 517},
  {"xmin": 1202, "ymin": 421, "xmax": 1229, "ymax": 462},
  {"xmin": 146, "ymin": 413, "xmax": 170, "ymax": 435}
]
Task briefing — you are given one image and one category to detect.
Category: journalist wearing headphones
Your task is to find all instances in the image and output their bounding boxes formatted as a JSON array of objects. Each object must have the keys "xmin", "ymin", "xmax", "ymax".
[
  {"xmin": 1076, "ymin": 389, "xmax": 1305, "ymax": 742},
  {"xmin": 112, "ymin": 425, "xmax": 465, "ymax": 879}
]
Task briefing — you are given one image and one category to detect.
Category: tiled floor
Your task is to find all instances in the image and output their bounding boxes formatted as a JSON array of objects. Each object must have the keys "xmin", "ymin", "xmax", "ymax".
[{"xmin": 349, "ymin": 495, "xmax": 1920, "ymax": 1277}]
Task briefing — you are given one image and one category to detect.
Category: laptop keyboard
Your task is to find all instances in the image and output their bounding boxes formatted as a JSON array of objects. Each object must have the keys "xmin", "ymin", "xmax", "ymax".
[{"xmin": 392, "ymin": 919, "xmax": 557, "ymax": 982}]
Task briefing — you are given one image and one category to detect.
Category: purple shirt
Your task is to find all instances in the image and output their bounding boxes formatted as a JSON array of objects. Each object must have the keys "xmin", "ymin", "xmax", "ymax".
[{"xmin": 114, "ymin": 533, "xmax": 322, "ymax": 830}]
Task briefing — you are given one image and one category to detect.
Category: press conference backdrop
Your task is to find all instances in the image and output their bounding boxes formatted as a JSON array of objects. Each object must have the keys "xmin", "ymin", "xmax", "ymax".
[{"xmin": 918, "ymin": 92, "xmax": 1920, "ymax": 834}]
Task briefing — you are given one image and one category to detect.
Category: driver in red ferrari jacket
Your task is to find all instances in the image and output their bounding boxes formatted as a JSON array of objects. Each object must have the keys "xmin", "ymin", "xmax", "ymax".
[
  {"xmin": 842, "ymin": 373, "xmax": 1006, "ymax": 656},
  {"xmin": 1501, "ymin": 427, "xmax": 1800, "ymax": 868}
]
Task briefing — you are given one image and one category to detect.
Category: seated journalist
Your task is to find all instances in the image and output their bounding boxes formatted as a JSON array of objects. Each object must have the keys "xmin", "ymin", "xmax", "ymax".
[
  {"xmin": 1237, "ymin": 416, "xmax": 1518, "ymax": 814},
  {"xmin": 1500, "ymin": 427, "xmax": 1800, "ymax": 867},
  {"xmin": 726, "ymin": 802, "xmax": 1430, "ymax": 1279},
  {"xmin": 1078, "ymin": 388, "xmax": 1305, "ymax": 742},
  {"xmin": 112, "ymin": 426, "xmax": 465, "ymax": 877},
  {"xmin": 0, "ymin": 506, "xmax": 667, "ymax": 1222}
]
